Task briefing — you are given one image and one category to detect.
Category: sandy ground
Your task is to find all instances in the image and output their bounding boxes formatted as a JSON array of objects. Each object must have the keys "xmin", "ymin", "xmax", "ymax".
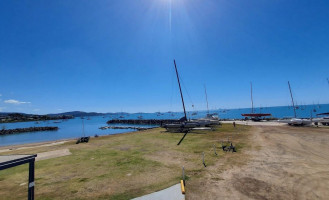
[
  {"xmin": 36, "ymin": 148, "xmax": 71, "ymax": 161},
  {"xmin": 187, "ymin": 125, "xmax": 329, "ymax": 199},
  {"xmin": 0, "ymin": 140, "xmax": 69, "ymax": 153}
]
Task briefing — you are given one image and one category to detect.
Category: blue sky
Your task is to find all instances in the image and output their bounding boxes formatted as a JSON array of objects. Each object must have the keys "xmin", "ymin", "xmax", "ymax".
[{"xmin": 0, "ymin": 0, "xmax": 329, "ymax": 114}]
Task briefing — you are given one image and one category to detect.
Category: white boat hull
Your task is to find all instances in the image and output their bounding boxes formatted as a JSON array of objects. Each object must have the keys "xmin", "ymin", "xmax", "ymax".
[{"xmin": 278, "ymin": 118, "xmax": 312, "ymax": 126}]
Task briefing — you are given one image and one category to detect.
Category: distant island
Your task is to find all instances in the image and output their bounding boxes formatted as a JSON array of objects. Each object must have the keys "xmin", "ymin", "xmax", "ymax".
[
  {"xmin": 0, "ymin": 113, "xmax": 74, "ymax": 123},
  {"xmin": 0, "ymin": 111, "xmax": 117, "ymax": 123}
]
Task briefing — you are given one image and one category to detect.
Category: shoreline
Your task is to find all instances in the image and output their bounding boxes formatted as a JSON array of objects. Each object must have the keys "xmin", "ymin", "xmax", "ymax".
[{"xmin": 0, "ymin": 128, "xmax": 149, "ymax": 152}]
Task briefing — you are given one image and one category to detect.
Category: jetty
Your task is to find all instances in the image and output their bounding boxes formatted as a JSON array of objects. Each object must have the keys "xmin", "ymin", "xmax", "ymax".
[
  {"xmin": 107, "ymin": 119, "xmax": 182, "ymax": 125},
  {"xmin": 0, "ymin": 126, "xmax": 58, "ymax": 135}
]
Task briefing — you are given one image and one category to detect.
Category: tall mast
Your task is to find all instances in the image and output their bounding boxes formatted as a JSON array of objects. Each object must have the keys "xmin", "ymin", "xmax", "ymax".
[
  {"xmin": 174, "ymin": 60, "xmax": 187, "ymax": 121},
  {"xmin": 250, "ymin": 82, "xmax": 254, "ymax": 113},
  {"xmin": 204, "ymin": 85, "xmax": 209, "ymax": 114},
  {"xmin": 288, "ymin": 81, "xmax": 297, "ymax": 118}
]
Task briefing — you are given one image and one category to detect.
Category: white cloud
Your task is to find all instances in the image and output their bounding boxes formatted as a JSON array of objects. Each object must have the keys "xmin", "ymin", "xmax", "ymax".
[{"xmin": 4, "ymin": 99, "xmax": 31, "ymax": 105}]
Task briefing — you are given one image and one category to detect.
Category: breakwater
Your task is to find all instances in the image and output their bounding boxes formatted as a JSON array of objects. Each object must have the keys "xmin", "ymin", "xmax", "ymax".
[
  {"xmin": 0, "ymin": 126, "xmax": 58, "ymax": 135},
  {"xmin": 106, "ymin": 119, "xmax": 181, "ymax": 125},
  {"xmin": 99, "ymin": 126, "xmax": 154, "ymax": 131}
]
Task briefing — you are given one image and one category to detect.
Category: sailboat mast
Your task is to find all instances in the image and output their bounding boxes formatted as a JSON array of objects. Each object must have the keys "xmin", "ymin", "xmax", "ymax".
[
  {"xmin": 174, "ymin": 60, "xmax": 187, "ymax": 121},
  {"xmin": 204, "ymin": 85, "xmax": 209, "ymax": 114},
  {"xmin": 250, "ymin": 82, "xmax": 254, "ymax": 114},
  {"xmin": 288, "ymin": 81, "xmax": 297, "ymax": 118}
]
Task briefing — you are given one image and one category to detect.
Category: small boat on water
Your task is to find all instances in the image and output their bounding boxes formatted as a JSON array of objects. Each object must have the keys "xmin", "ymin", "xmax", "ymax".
[
  {"xmin": 53, "ymin": 120, "xmax": 61, "ymax": 123},
  {"xmin": 138, "ymin": 115, "xmax": 143, "ymax": 119}
]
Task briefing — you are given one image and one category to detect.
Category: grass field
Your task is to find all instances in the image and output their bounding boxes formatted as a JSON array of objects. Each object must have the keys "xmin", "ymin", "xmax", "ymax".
[{"xmin": 0, "ymin": 124, "xmax": 252, "ymax": 200}]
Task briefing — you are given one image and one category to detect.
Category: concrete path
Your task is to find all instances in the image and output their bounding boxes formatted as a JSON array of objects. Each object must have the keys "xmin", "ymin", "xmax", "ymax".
[
  {"xmin": 132, "ymin": 184, "xmax": 185, "ymax": 200},
  {"xmin": 36, "ymin": 149, "xmax": 71, "ymax": 161}
]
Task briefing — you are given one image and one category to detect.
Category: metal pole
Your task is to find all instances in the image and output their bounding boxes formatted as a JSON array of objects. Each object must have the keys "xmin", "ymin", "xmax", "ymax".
[
  {"xmin": 182, "ymin": 166, "xmax": 185, "ymax": 182},
  {"xmin": 174, "ymin": 60, "xmax": 187, "ymax": 121},
  {"xmin": 204, "ymin": 85, "xmax": 209, "ymax": 114},
  {"xmin": 288, "ymin": 81, "xmax": 297, "ymax": 118},
  {"xmin": 202, "ymin": 152, "xmax": 206, "ymax": 167},
  {"xmin": 28, "ymin": 160, "xmax": 35, "ymax": 200},
  {"xmin": 250, "ymin": 82, "xmax": 254, "ymax": 114},
  {"xmin": 213, "ymin": 144, "xmax": 217, "ymax": 156}
]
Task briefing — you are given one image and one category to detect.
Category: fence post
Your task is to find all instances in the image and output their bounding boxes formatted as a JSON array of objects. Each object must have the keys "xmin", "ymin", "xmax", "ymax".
[
  {"xmin": 213, "ymin": 144, "xmax": 217, "ymax": 156},
  {"xmin": 202, "ymin": 152, "xmax": 206, "ymax": 167}
]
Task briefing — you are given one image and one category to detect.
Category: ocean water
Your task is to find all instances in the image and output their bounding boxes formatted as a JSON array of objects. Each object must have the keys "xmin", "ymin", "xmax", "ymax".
[
  {"xmin": 131, "ymin": 104, "xmax": 329, "ymax": 120},
  {"xmin": 0, "ymin": 116, "xmax": 155, "ymax": 147},
  {"xmin": 0, "ymin": 104, "xmax": 328, "ymax": 147}
]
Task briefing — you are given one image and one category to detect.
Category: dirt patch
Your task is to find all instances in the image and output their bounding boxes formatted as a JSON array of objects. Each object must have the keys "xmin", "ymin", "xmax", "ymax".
[
  {"xmin": 232, "ymin": 177, "xmax": 289, "ymax": 200},
  {"xmin": 0, "ymin": 140, "xmax": 68, "ymax": 153},
  {"xmin": 36, "ymin": 149, "xmax": 71, "ymax": 161},
  {"xmin": 187, "ymin": 125, "xmax": 329, "ymax": 199}
]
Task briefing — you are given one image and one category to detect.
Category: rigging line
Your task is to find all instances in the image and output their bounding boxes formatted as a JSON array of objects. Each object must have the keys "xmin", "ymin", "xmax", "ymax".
[
  {"xmin": 178, "ymin": 73, "xmax": 194, "ymax": 108},
  {"xmin": 288, "ymin": 81, "xmax": 297, "ymax": 118},
  {"xmin": 204, "ymin": 84, "xmax": 209, "ymax": 114},
  {"xmin": 170, "ymin": 65, "xmax": 175, "ymax": 108}
]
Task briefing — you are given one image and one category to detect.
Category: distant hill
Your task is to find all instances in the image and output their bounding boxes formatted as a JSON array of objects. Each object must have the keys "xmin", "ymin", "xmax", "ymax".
[
  {"xmin": 0, "ymin": 112, "xmax": 31, "ymax": 117},
  {"xmin": 1, "ymin": 111, "xmax": 130, "ymax": 118},
  {"xmin": 48, "ymin": 111, "xmax": 105, "ymax": 117}
]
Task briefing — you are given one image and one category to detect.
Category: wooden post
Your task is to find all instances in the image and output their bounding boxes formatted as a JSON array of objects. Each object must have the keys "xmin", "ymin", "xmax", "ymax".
[
  {"xmin": 202, "ymin": 152, "xmax": 206, "ymax": 167},
  {"xmin": 28, "ymin": 160, "xmax": 35, "ymax": 200},
  {"xmin": 182, "ymin": 166, "xmax": 185, "ymax": 184},
  {"xmin": 213, "ymin": 144, "xmax": 217, "ymax": 156}
]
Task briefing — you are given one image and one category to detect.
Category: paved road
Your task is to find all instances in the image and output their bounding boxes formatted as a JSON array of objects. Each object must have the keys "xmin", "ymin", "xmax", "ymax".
[{"xmin": 132, "ymin": 184, "xmax": 185, "ymax": 200}]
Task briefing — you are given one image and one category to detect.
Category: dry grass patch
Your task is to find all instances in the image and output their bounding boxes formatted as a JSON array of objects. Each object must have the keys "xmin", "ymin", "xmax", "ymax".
[{"xmin": 0, "ymin": 124, "xmax": 252, "ymax": 200}]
